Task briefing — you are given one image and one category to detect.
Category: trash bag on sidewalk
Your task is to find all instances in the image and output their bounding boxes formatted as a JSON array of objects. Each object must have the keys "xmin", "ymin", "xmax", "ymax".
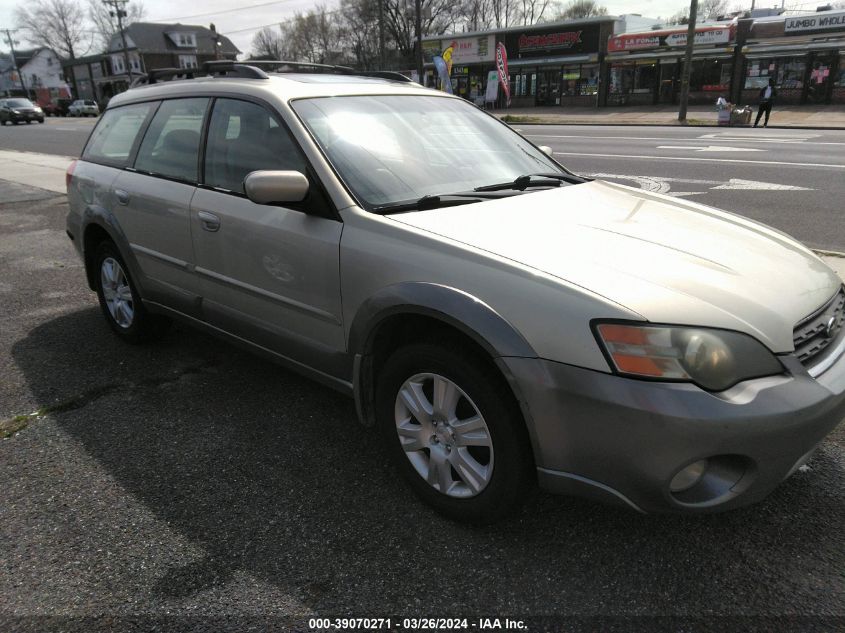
[{"xmin": 730, "ymin": 106, "xmax": 753, "ymax": 127}]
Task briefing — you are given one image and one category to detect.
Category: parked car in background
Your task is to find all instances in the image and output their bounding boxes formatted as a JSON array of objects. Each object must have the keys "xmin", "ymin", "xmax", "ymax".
[
  {"xmin": 0, "ymin": 98, "xmax": 45, "ymax": 124},
  {"xmin": 68, "ymin": 99, "xmax": 99, "ymax": 117},
  {"xmin": 43, "ymin": 98, "xmax": 73, "ymax": 117},
  {"xmin": 65, "ymin": 62, "xmax": 845, "ymax": 523}
]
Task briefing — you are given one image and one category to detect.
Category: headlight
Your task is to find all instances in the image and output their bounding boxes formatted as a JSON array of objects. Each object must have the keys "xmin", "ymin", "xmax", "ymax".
[
  {"xmin": 34, "ymin": 107, "xmax": 42, "ymax": 112},
  {"xmin": 12, "ymin": 109, "xmax": 20, "ymax": 114},
  {"xmin": 594, "ymin": 322, "xmax": 783, "ymax": 391}
]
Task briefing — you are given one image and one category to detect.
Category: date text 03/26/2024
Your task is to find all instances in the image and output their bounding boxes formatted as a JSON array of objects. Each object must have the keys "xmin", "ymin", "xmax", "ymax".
[{"xmin": 308, "ymin": 618, "xmax": 527, "ymax": 630}]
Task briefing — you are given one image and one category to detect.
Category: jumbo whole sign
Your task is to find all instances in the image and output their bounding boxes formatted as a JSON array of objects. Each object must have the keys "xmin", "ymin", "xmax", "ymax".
[{"xmin": 785, "ymin": 10, "xmax": 845, "ymax": 34}]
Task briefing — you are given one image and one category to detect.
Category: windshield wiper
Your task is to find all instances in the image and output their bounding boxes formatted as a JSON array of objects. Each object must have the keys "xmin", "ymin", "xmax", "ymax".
[
  {"xmin": 373, "ymin": 194, "xmax": 484, "ymax": 215},
  {"xmin": 474, "ymin": 172, "xmax": 585, "ymax": 192}
]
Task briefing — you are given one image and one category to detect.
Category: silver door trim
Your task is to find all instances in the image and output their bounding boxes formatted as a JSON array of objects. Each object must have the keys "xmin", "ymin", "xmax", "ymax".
[
  {"xmin": 195, "ymin": 266, "xmax": 342, "ymax": 325},
  {"xmin": 130, "ymin": 243, "xmax": 191, "ymax": 270}
]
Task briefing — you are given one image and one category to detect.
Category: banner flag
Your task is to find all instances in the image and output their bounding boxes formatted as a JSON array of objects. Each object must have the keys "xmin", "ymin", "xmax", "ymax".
[
  {"xmin": 495, "ymin": 43, "xmax": 510, "ymax": 106},
  {"xmin": 432, "ymin": 55, "xmax": 453, "ymax": 94}
]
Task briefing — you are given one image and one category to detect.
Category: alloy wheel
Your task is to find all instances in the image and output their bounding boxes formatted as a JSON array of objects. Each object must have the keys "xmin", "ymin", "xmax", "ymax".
[
  {"xmin": 394, "ymin": 373, "xmax": 494, "ymax": 498},
  {"xmin": 100, "ymin": 257, "xmax": 134, "ymax": 328}
]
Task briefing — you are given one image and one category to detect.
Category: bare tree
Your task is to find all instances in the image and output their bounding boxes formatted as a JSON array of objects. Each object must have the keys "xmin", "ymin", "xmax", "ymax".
[
  {"xmin": 698, "ymin": 0, "xmax": 728, "ymax": 20},
  {"xmin": 14, "ymin": 0, "xmax": 89, "ymax": 59},
  {"xmin": 520, "ymin": 0, "xmax": 553, "ymax": 24},
  {"xmin": 250, "ymin": 26, "xmax": 285, "ymax": 60},
  {"xmin": 337, "ymin": 0, "xmax": 381, "ymax": 69},
  {"xmin": 556, "ymin": 0, "xmax": 607, "ymax": 20},
  {"xmin": 666, "ymin": 6, "xmax": 690, "ymax": 25},
  {"xmin": 87, "ymin": 0, "xmax": 145, "ymax": 53}
]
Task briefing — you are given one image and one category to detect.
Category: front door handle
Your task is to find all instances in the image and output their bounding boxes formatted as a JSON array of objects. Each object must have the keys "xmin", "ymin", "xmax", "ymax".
[
  {"xmin": 198, "ymin": 210, "xmax": 221, "ymax": 232},
  {"xmin": 114, "ymin": 189, "xmax": 130, "ymax": 205}
]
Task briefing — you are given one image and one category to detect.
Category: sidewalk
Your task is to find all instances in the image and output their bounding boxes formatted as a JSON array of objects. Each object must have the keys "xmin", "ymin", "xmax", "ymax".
[
  {"xmin": 1, "ymin": 148, "xmax": 842, "ymax": 276},
  {"xmin": 490, "ymin": 104, "xmax": 845, "ymax": 128}
]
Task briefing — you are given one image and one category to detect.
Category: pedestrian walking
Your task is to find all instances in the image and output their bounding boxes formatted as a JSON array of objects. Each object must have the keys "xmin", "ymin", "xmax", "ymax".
[{"xmin": 754, "ymin": 79, "xmax": 777, "ymax": 128}]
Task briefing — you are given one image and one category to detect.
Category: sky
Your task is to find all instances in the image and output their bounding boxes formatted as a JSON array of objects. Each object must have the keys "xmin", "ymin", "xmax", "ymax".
[{"xmin": 0, "ymin": 0, "xmax": 811, "ymax": 59}]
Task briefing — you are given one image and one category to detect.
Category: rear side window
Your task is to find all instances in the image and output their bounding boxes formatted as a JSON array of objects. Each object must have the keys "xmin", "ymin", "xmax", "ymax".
[
  {"xmin": 82, "ymin": 103, "xmax": 154, "ymax": 167},
  {"xmin": 135, "ymin": 98, "xmax": 209, "ymax": 183}
]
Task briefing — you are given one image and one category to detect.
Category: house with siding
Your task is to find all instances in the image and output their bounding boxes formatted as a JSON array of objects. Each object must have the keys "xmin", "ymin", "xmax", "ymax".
[
  {"xmin": 0, "ymin": 48, "xmax": 72, "ymax": 105},
  {"xmin": 63, "ymin": 22, "xmax": 240, "ymax": 104}
]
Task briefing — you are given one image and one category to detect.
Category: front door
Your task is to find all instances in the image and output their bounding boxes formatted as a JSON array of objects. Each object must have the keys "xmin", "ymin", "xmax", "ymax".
[
  {"xmin": 190, "ymin": 98, "xmax": 345, "ymax": 378},
  {"xmin": 806, "ymin": 53, "xmax": 835, "ymax": 104}
]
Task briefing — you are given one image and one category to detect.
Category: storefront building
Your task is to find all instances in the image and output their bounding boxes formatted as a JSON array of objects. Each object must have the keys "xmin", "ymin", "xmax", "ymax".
[
  {"xmin": 739, "ymin": 9, "xmax": 845, "ymax": 105},
  {"xmin": 605, "ymin": 25, "xmax": 736, "ymax": 106},
  {"xmin": 422, "ymin": 17, "xmax": 615, "ymax": 108}
]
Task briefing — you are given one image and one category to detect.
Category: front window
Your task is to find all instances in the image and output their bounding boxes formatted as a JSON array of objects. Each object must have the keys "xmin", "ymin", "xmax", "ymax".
[
  {"xmin": 5, "ymin": 99, "xmax": 34, "ymax": 108},
  {"xmin": 178, "ymin": 55, "xmax": 198, "ymax": 69},
  {"xmin": 292, "ymin": 95, "xmax": 562, "ymax": 209}
]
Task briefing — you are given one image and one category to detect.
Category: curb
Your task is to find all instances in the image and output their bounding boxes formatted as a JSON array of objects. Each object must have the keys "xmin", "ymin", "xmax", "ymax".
[{"xmin": 495, "ymin": 118, "xmax": 845, "ymax": 130}]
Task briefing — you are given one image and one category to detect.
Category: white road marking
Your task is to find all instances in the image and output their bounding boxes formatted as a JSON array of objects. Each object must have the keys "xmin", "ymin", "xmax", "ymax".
[
  {"xmin": 523, "ymin": 132, "xmax": 845, "ymax": 146},
  {"xmin": 555, "ymin": 151, "xmax": 845, "ymax": 169},
  {"xmin": 712, "ymin": 178, "xmax": 811, "ymax": 190},
  {"xmin": 587, "ymin": 173, "xmax": 813, "ymax": 194},
  {"xmin": 656, "ymin": 145, "xmax": 766, "ymax": 152}
]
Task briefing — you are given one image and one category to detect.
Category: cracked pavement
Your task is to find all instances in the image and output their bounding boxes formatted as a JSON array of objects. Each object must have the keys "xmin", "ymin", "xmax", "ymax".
[{"xmin": 0, "ymin": 181, "xmax": 843, "ymax": 632}]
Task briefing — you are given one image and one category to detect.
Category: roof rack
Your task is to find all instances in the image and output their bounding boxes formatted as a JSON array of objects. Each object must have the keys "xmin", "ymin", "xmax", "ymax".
[
  {"xmin": 128, "ymin": 59, "xmax": 416, "ymax": 88},
  {"xmin": 130, "ymin": 62, "xmax": 269, "ymax": 87}
]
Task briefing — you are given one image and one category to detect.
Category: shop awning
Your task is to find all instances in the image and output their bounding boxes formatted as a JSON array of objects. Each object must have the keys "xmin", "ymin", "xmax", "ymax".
[
  {"xmin": 507, "ymin": 53, "xmax": 598, "ymax": 67},
  {"xmin": 744, "ymin": 40, "xmax": 845, "ymax": 58},
  {"xmin": 606, "ymin": 47, "xmax": 734, "ymax": 62}
]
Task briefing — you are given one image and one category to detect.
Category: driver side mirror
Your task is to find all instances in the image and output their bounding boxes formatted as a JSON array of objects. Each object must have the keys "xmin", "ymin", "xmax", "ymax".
[
  {"xmin": 244, "ymin": 170, "xmax": 309, "ymax": 205},
  {"xmin": 539, "ymin": 145, "xmax": 553, "ymax": 157}
]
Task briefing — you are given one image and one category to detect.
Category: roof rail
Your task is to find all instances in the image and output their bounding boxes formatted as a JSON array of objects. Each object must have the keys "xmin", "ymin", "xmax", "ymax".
[
  {"xmin": 241, "ymin": 60, "xmax": 416, "ymax": 83},
  {"xmin": 129, "ymin": 62, "xmax": 269, "ymax": 87},
  {"xmin": 128, "ymin": 59, "xmax": 416, "ymax": 89}
]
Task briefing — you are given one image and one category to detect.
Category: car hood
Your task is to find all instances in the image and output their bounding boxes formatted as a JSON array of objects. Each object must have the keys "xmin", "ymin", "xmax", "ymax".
[{"xmin": 389, "ymin": 180, "xmax": 841, "ymax": 353}]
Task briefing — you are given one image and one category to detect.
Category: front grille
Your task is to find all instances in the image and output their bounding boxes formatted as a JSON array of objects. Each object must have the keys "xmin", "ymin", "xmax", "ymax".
[{"xmin": 793, "ymin": 287, "xmax": 845, "ymax": 367}]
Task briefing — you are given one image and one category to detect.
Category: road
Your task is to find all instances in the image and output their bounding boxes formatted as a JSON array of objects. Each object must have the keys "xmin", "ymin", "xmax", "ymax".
[
  {"xmin": 0, "ymin": 148, "xmax": 844, "ymax": 627},
  {"xmin": 3, "ymin": 119, "xmax": 845, "ymax": 252},
  {"xmin": 518, "ymin": 124, "xmax": 845, "ymax": 253}
]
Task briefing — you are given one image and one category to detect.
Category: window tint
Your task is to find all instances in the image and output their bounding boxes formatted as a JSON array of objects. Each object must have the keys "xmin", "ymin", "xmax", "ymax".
[
  {"xmin": 83, "ymin": 102, "xmax": 154, "ymax": 167},
  {"xmin": 204, "ymin": 99, "xmax": 306, "ymax": 193},
  {"xmin": 135, "ymin": 98, "xmax": 208, "ymax": 182}
]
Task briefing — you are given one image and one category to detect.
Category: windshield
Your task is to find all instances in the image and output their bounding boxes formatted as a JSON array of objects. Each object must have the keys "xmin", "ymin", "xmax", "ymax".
[
  {"xmin": 6, "ymin": 99, "xmax": 34, "ymax": 108},
  {"xmin": 292, "ymin": 95, "xmax": 565, "ymax": 209}
]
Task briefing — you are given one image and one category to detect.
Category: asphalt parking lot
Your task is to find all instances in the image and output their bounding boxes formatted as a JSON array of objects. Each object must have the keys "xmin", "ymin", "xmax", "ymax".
[{"xmin": 0, "ymin": 181, "xmax": 843, "ymax": 632}]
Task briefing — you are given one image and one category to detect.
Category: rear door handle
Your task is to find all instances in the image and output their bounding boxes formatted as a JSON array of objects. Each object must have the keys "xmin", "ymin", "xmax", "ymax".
[
  {"xmin": 198, "ymin": 210, "xmax": 221, "ymax": 232},
  {"xmin": 114, "ymin": 189, "xmax": 130, "ymax": 205}
]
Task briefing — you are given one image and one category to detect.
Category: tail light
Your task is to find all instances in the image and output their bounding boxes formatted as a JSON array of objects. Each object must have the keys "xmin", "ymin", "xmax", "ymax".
[{"xmin": 65, "ymin": 159, "xmax": 77, "ymax": 191}]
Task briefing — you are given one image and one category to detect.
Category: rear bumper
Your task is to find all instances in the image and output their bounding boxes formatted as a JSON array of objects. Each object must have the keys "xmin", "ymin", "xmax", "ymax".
[{"xmin": 503, "ymin": 350, "xmax": 845, "ymax": 513}]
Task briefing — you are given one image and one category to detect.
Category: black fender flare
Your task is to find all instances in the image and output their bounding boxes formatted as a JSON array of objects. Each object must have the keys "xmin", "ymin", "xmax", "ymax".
[{"xmin": 348, "ymin": 282, "xmax": 537, "ymax": 427}]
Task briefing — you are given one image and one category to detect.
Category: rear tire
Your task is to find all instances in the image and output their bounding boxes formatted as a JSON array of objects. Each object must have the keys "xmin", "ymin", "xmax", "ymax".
[
  {"xmin": 93, "ymin": 241, "xmax": 169, "ymax": 344},
  {"xmin": 376, "ymin": 342, "xmax": 533, "ymax": 524}
]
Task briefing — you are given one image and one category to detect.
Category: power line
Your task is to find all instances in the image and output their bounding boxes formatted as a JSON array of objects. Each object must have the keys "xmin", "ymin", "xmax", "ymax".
[
  {"xmin": 221, "ymin": 9, "xmax": 343, "ymax": 35},
  {"xmin": 150, "ymin": 0, "xmax": 308, "ymax": 24}
]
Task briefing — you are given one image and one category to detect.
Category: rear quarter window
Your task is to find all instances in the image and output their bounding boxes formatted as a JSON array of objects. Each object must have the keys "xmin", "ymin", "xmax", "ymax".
[{"xmin": 83, "ymin": 103, "xmax": 155, "ymax": 168}]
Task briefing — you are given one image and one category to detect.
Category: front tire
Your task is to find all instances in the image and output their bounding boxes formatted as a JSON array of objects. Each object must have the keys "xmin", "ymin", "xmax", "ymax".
[
  {"xmin": 376, "ymin": 342, "xmax": 533, "ymax": 523},
  {"xmin": 93, "ymin": 241, "xmax": 169, "ymax": 343}
]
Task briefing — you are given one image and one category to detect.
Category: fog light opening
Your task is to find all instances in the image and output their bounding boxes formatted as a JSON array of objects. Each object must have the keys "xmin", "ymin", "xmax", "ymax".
[{"xmin": 669, "ymin": 459, "xmax": 709, "ymax": 493}]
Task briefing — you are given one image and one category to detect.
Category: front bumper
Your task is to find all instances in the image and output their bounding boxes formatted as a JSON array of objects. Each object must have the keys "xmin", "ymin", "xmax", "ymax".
[{"xmin": 503, "ymin": 349, "xmax": 845, "ymax": 513}]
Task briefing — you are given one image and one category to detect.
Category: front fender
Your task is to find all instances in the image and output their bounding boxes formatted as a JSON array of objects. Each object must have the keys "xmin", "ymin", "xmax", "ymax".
[{"xmin": 348, "ymin": 281, "xmax": 537, "ymax": 360}]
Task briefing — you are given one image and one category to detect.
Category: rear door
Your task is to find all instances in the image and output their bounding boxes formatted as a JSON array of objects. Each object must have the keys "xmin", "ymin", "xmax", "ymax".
[
  {"xmin": 190, "ymin": 97, "xmax": 346, "ymax": 378},
  {"xmin": 111, "ymin": 97, "xmax": 209, "ymax": 316}
]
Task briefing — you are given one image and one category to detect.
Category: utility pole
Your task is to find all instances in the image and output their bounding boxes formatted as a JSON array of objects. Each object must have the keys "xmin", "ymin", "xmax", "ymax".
[
  {"xmin": 378, "ymin": 0, "xmax": 385, "ymax": 69},
  {"xmin": 102, "ymin": 0, "xmax": 133, "ymax": 85},
  {"xmin": 677, "ymin": 0, "xmax": 698, "ymax": 122},
  {"xmin": 415, "ymin": 0, "xmax": 423, "ymax": 82},
  {"xmin": 3, "ymin": 28, "xmax": 28, "ymax": 96},
  {"xmin": 210, "ymin": 23, "xmax": 221, "ymax": 60}
]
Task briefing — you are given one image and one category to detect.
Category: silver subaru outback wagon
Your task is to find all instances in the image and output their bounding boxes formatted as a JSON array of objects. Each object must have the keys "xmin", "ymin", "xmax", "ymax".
[{"xmin": 66, "ymin": 61, "xmax": 845, "ymax": 523}]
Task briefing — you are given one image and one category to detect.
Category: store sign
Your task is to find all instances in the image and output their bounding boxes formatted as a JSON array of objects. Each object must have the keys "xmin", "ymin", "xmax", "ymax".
[
  {"xmin": 442, "ymin": 35, "xmax": 495, "ymax": 64},
  {"xmin": 608, "ymin": 26, "xmax": 731, "ymax": 52},
  {"xmin": 785, "ymin": 10, "xmax": 845, "ymax": 34},
  {"xmin": 518, "ymin": 31, "xmax": 582, "ymax": 52}
]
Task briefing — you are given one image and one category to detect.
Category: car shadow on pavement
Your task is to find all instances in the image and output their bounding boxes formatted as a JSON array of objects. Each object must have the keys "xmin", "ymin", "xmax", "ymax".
[{"xmin": 11, "ymin": 307, "xmax": 845, "ymax": 615}]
